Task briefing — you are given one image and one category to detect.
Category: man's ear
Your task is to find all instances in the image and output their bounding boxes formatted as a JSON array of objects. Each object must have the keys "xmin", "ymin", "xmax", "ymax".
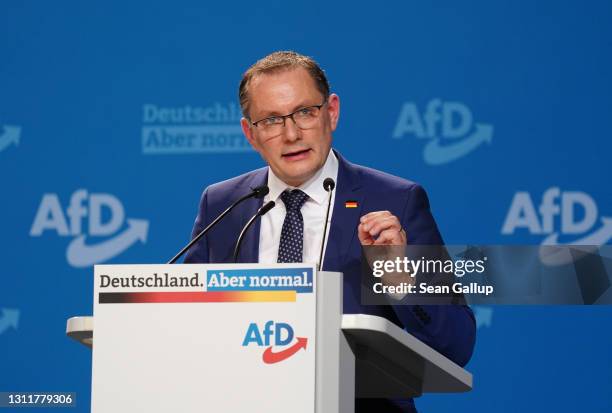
[
  {"xmin": 326, "ymin": 93, "xmax": 340, "ymax": 131},
  {"xmin": 241, "ymin": 118, "xmax": 259, "ymax": 152}
]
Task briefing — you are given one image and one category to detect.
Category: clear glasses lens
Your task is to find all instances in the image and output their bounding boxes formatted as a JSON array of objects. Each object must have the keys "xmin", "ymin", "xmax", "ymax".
[{"xmin": 256, "ymin": 105, "xmax": 322, "ymax": 137}]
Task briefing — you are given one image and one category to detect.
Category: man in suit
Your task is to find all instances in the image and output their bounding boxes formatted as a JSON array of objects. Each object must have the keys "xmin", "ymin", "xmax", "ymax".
[{"xmin": 184, "ymin": 51, "xmax": 475, "ymax": 412}]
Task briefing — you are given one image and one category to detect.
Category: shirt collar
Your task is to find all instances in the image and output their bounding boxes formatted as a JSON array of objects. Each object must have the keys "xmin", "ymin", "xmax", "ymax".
[{"xmin": 267, "ymin": 149, "xmax": 339, "ymax": 206}]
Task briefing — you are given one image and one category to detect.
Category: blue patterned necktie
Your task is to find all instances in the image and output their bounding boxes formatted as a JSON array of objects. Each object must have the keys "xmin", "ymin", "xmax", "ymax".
[{"xmin": 277, "ymin": 189, "xmax": 309, "ymax": 263}]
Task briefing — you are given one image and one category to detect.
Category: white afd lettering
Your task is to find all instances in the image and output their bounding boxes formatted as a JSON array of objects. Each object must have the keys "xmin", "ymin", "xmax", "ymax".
[
  {"xmin": 30, "ymin": 190, "xmax": 127, "ymax": 237},
  {"xmin": 392, "ymin": 99, "xmax": 474, "ymax": 140},
  {"xmin": 502, "ymin": 187, "xmax": 599, "ymax": 235}
]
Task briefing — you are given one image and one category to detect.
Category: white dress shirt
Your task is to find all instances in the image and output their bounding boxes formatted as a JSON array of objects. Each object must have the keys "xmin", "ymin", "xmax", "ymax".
[{"xmin": 258, "ymin": 150, "xmax": 338, "ymax": 268}]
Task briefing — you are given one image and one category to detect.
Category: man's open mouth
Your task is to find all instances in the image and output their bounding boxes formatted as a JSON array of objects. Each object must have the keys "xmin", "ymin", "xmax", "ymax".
[{"xmin": 282, "ymin": 149, "xmax": 311, "ymax": 158}]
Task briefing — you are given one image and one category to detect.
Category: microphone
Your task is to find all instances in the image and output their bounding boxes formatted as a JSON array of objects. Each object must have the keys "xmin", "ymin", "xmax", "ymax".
[
  {"xmin": 323, "ymin": 177, "xmax": 335, "ymax": 191},
  {"xmin": 317, "ymin": 178, "xmax": 336, "ymax": 271},
  {"xmin": 233, "ymin": 201, "xmax": 276, "ymax": 263},
  {"xmin": 167, "ymin": 185, "xmax": 269, "ymax": 264}
]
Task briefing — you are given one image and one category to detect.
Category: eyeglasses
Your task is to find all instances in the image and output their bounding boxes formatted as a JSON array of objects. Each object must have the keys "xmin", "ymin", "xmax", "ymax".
[{"xmin": 250, "ymin": 100, "xmax": 327, "ymax": 138}]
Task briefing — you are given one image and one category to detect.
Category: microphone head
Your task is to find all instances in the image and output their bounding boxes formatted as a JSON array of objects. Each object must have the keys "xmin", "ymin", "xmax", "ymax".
[
  {"xmin": 323, "ymin": 178, "xmax": 336, "ymax": 191},
  {"xmin": 252, "ymin": 185, "xmax": 269, "ymax": 199},
  {"xmin": 258, "ymin": 200, "xmax": 276, "ymax": 215}
]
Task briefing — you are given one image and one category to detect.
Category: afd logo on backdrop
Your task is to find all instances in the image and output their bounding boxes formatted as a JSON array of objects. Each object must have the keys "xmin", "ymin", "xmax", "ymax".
[
  {"xmin": 141, "ymin": 103, "xmax": 252, "ymax": 154},
  {"xmin": 392, "ymin": 99, "xmax": 493, "ymax": 165},
  {"xmin": 0, "ymin": 124, "xmax": 21, "ymax": 153},
  {"xmin": 30, "ymin": 189, "xmax": 149, "ymax": 267},
  {"xmin": 242, "ymin": 321, "xmax": 308, "ymax": 364},
  {"xmin": 502, "ymin": 187, "xmax": 612, "ymax": 245}
]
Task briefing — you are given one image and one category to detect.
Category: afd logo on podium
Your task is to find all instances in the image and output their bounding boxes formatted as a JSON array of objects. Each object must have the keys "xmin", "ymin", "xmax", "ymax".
[
  {"xmin": 242, "ymin": 321, "xmax": 308, "ymax": 364},
  {"xmin": 502, "ymin": 187, "xmax": 612, "ymax": 245},
  {"xmin": 392, "ymin": 99, "xmax": 493, "ymax": 165},
  {"xmin": 30, "ymin": 189, "xmax": 149, "ymax": 268}
]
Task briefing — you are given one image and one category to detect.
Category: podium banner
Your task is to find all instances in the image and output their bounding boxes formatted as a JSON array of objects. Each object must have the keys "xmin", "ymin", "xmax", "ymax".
[{"xmin": 92, "ymin": 264, "xmax": 316, "ymax": 413}]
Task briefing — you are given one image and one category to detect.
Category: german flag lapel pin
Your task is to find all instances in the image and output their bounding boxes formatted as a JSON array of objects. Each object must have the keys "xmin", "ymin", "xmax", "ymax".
[{"xmin": 345, "ymin": 200, "xmax": 358, "ymax": 208}]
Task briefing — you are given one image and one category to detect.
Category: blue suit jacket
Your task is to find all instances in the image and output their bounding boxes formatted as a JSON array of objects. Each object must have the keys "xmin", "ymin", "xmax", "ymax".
[{"xmin": 184, "ymin": 151, "xmax": 476, "ymax": 412}]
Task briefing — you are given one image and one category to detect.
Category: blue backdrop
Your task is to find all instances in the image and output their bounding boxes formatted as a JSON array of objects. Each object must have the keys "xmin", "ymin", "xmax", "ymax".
[{"xmin": 1, "ymin": 1, "xmax": 611, "ymax": 411}]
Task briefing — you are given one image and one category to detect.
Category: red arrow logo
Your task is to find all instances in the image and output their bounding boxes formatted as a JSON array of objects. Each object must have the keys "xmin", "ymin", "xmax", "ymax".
[{"xmin": 262, "ymin": 337, "xmax": 308, "ymax": 364}]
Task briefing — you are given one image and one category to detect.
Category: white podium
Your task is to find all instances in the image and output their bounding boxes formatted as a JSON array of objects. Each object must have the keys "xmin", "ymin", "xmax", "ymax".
[{"xmin": 68, "ymin": 264, "xmax": 472, "ymax": 413}]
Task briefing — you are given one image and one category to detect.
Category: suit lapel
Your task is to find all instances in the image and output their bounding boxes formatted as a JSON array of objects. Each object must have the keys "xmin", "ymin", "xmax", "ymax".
[
  {"xmin": 236, "ymin": 168, "xmax": 267, "ymax": 263},
  {"xmin": 323, "ymin": 151, "xmax": 364, "ymax": 271}
]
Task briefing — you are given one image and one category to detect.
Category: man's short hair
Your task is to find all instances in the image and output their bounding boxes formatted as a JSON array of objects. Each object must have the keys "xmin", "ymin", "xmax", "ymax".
[{"xmin": 239, "ymin": 51, "xmax": 330, "ymax": 119}]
